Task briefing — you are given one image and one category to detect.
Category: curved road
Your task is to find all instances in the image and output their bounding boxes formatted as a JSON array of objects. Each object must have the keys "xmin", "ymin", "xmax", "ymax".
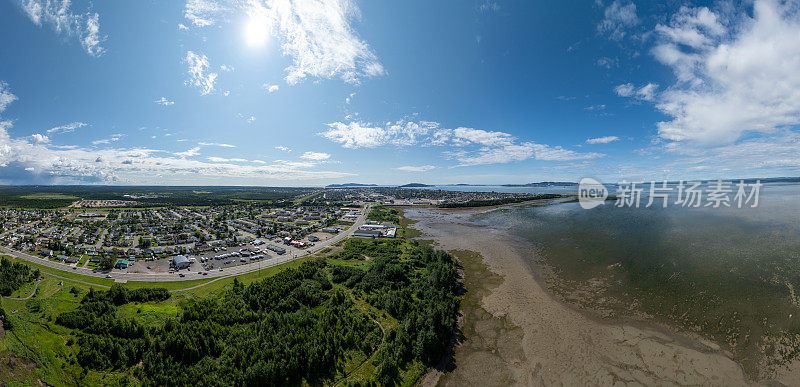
[{"xmin": 0, "ymin": 204, "xmax": 371, "ymax": 283}]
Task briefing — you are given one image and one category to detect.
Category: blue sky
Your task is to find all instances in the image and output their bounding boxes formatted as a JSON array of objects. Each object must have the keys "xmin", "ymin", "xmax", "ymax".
[{"xmin": 0, "ymin": 0, "xmax": 799, "ymax": 186}]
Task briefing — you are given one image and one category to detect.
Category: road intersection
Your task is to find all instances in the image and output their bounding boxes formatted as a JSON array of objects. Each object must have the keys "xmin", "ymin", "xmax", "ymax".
[{"xmin": 0, "ymin": 204, "xmax": 371, "ymax": 283}]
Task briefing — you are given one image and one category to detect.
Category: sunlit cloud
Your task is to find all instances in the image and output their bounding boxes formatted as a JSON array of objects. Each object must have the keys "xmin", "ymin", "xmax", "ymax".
[
  {"xmin": 321, "ymin": 118, "xmax": 604, "ymax": 166},
  {"xmin": 183, "ymin": 0, "xmax": 384, "ymax": 85},
  {"xmin": 184, "ymin": 51, "xmax": 218, "ymax": 95},
  {"xmin": 18, "ymin": 0, "xmax": 106, "ymax": 56},
  {"xmin": 395, "ymin": 165, "xmax": 435, "ymax": 172},
  {"xmin": 154, "ymin": 97, "xmax": 175, "ymax": 106}
]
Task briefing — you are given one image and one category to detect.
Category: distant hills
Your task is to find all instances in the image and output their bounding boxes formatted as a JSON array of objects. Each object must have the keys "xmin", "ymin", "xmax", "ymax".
[
  {"xmin": 501, "ymin": 181, "xmax": 578, "ymax": 187},
  {"xmin": 325, "ymin": 183, "xmax": 379, "ymax": 188},
  {"xmin": 398, "ymin": 183, "xmax": 431, "ymax": 188},
  {"xmin": 325, "ymin": 177, "xmax": 800, "ymax": 189}
]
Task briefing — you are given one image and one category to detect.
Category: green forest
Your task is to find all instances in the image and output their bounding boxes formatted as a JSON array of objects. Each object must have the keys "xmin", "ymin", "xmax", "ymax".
[
  {"xmin": 366, "ymin": 206, "xmax": 400, "ymax": 223},
  {"xmin": 0, "ymin": 257, "xmax": 38, "ymax": 296},
  {"xmin": 0, "ymin": 186, "xmax": 316, "ymax": 209},
  {"xmin": 0, "ymin": 239, "xmax": 461, "ymax": 386}
]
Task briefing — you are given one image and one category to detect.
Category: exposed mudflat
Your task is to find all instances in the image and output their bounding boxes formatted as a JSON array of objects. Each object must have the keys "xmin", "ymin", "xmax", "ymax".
[{"xmin": 406, "ymin": 207, "xmax": 763, "ymax": 386}]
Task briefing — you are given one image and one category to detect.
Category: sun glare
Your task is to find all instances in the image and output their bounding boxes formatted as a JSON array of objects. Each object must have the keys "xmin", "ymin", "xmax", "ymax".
[{"xmin": 244, "ymin": 15, "xmax": 268, "ymax": 47}]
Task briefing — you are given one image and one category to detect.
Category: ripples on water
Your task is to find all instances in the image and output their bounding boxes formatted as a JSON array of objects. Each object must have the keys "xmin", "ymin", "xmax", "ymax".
[{"xmin": 468, "ymin": 183, "xmax": 800, "ymax": 377}]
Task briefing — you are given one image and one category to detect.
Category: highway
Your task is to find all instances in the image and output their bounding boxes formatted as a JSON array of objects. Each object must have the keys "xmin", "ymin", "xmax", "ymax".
[{"xmin": 0, "ymin": 204, "xmax": 371, "ymax": 283}]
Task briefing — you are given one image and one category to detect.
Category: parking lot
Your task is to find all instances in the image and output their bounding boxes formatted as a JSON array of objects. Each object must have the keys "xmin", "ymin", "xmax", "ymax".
[{"xmin": 115, "ymin": 233, "xmax": 337, "ymax": 276}]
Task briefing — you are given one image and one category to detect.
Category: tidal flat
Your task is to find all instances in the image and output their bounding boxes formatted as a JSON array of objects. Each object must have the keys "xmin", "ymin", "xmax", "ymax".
[
  {"xmin": 406, "ymin": 206, "xmax": 748, "ymax": 386},
  {"xmin": 408, "ymin": 183, "xmax": 800, "ymax": 384},
  {"xmin": 470, "ymin": 183, "xmax": 800, "ymax": 380}
]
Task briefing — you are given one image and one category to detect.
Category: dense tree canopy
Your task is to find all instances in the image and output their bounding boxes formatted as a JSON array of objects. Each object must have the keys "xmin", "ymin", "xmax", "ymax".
[
  {"xmin": 55, "ymin": 240, "xmax": 461, "ymax": 385},
  {"xmin": 0, "ymin": 257, "xmax": 38, "ymax": 296}
]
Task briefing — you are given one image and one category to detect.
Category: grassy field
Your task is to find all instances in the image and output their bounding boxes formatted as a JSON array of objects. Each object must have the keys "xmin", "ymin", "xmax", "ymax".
[
  {"xmin": 0, "ymin": 257, "xmax": 316, "ymax": 386},
  {"xmin": 20, "ymin": 193, "xmax": 79, "ymax": 200},
  {"xmin": 1, "ymin": 245, "xmax": 445, "ymax": 386}
]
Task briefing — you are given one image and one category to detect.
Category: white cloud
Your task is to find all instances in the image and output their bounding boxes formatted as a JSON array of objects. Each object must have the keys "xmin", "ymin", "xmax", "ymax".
[
  {"xmin": 395, "ymin": 165, "xmax": 435, "ymax": 172},
  {"xmin": 275, "ymin": 145, "xmax": 291, "ymax": 152},
  {"xmin": 184, "ymin": 0, "xmax": 230, "ymax": 27},
  {"xmin": 638, "ymin": 1, "xmax": 800, "ymax": 144},
  {"xmin": 321, "ymin": 118, "xmax": 603, "ymax": 166},
  {"xmin": 635, "ymin": 83, "xmax": 658, "ymax": 101},
  {"xmin": 322, "ymin": 121, "xmax": 388, "ymax": 148},
  {"xmin": 208, "ymin": 156, "xmax": 248, "ymax": 162},
  {"xmin": 450, "ymin": 127, "xmax": 516, "ymax": 147},
  {"xmin": 662, "ymin": 130, "xmax": 800, "ymax": 178},
  {"xmin": 92, "ymin": 134, "xmax": 122, "ymax": 145},
  {"xmin": 598, "ymin": 0, "xmax": 639, "ymax": 41},
  {"xmin": 178, "ymin": 23, "xmax": 190, "ymax": 31},
  {"xmin": 175, "ymin": 147, "xmax": 201, "ymax": 157},
  {"xmin": 81, "ymin": 12, "xmax": 103, "ymax": 56},
  {"xmin": 237, "ymin": 113, "xmax": 255, "ymax": 123},
  {"xmin": 184, "ymin": 0, "xmax": 384, "ymax": 85},
  {"xmin": 321, "ymin": 119, "xmax": 440, "ymax": 148},
  {"xmin": 453, "ymin": 143, "xmax": 603, "ymax": 166},
  {"xmin": 615, "ymin": 82, "xmax": 658, "ymax": 102},
  {"xmin": 478, "ymin": 1, "xmax": 500, "ymax": 13},
  {"xmin": 220, "ymin": 64, "xmax": 234, "ymax": 72},
  {"xmin": 47, "ymin": 122, "xmax": 87, "ymax": 134},
  {"xmin": 263, "ymin": 83, "xmax": 279, "ymax": 93},
  {"xmin": 154, "ymin": 97, "xmax": 175, "ymax": 106},
  {"xmin": 272, "ymin": 0, "xmax": 385, "ymax": 84},
  {"xmin": 300, "ymin": 151, "xmax": 330, "ymax": 161},
  {"xmin": 184, "ymin": 51, "xmax": 218, "ymax": 95},
  {"xmin": 614, "ymin": 83, "xmax": 635, "ymax": 97},
  {"xmin": 198, "ymin": 142, "xmax": 236, "ymax": 148},
  {"xmin": 0, "ymin": 82, "xmax": 354, "ymax": 183},
  {"xmin": 19, "ymin": 0, "xmax": 105, "ymax": 56},
  {"xmin": 586, "ymin": 136, "xmax": 620, "ymax": 144},
  {"xmin": 0, "ymin": 82, "xmax": 18, "ymax": 113},
  {"xmin": 595, "ymin": 56, "xmax": 618, "ymax": 69},
  {"xmin": 29, "ymin": 134, "xmax": 49, "ymax": 144}
]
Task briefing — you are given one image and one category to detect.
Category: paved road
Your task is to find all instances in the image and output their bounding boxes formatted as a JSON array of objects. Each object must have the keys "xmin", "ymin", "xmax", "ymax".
[{"xmin": 0, "ymin": 204, "xmax": 371, "ymax": 283}]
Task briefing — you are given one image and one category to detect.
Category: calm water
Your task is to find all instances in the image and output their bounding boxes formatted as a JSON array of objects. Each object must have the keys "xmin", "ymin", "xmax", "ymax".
[
  {"xmin": 413, "ymin": 185, "xmax": 578, "ymax": 194},
  {"xmin": 469, "ymin": 182, "xmax": 800, "ymax": 375}
]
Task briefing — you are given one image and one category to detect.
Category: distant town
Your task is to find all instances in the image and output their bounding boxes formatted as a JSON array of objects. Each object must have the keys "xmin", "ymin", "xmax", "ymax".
[{"xmin": 0, "ymin": 186, "xmax": 563, "ymax": 280}]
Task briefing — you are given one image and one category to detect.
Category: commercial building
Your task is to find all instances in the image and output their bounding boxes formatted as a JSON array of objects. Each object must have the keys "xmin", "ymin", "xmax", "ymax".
[
  {"xmin": 266, "ymin": 244, "xmax": 286, "ymax": 254},
  {"xmin": 354, "ymin": 229, "xmax": 382, "ymax": 238},
  {"xmin": 172, "ymin": 255, "xmax": 191, "ymax": 269},
  {"xmin": 115, "ymin": 259, "xmax": 129, "ymax": 269}
]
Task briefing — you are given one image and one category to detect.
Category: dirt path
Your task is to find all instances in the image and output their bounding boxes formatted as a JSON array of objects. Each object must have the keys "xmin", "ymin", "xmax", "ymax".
[{"xmin": 2, "ymin": 279, "xmax": 44, "ymax": 300}]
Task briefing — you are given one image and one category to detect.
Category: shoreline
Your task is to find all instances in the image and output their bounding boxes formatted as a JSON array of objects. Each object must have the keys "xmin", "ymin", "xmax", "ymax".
[{"xmin": 405, "ymin": 204, "xmax": 756, "ymax": 386}]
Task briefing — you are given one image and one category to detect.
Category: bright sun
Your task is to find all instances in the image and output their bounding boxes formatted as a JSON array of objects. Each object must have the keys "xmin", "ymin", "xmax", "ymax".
[{"xmin": 244, "ymin": 16, "xmax": 268, "ymax": 47}]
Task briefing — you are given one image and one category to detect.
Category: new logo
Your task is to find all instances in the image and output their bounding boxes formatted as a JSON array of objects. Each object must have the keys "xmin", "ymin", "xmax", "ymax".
[{"xmin": 578, "ymin": 177, "xmax": 608, "ymax": 209}]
